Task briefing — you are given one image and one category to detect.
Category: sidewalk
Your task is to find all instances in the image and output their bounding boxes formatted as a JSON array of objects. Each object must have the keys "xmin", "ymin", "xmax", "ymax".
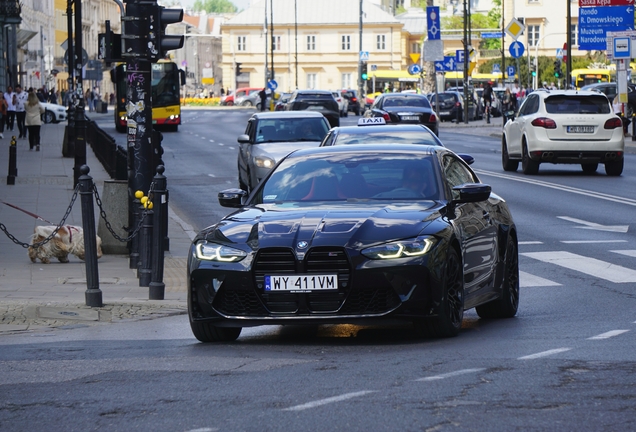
[{"xmin": 0, "ymin": 113, "xmax": 192, "ymax": 335}]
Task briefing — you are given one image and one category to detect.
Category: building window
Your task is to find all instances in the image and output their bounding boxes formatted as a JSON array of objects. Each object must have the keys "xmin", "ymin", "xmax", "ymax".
[
  {"xmin": 237, "ymin": 36, "xmax": 246, "ymax": 51},
  {"xmin": 307, "ymin": 73, "xmax": 317, "ymax": 89},
  {"xmin": 376, "ymin": 34, "xmax": 386, "ymax": 50},
  {"xmin": 528, "ymin": 0, "xmax": 539, "ymax": 3},
  {"xmin": 307, "ymin": 35, "xmax": 316, "ymax": 51},
  {"xmin": 411, "ymin": 42, "xmax": 420, "ymax": 54},
  {"xmin": 272, "ymin": 35, "xmax": 281, "ymax": 51},
  {"xmin": 341, "ymin": 35, "xmax": 351, "ymax": 51},
  {"xmin": 570, "ymin": 24, "xmax": 578, "ymax": 47},
  {"xmin": 342, "ymin": 73, "xmax": 352, "ymax": 89},
  {"xmin": 527, "ymin": 25, "xmax": 540, "ymax": 47}
]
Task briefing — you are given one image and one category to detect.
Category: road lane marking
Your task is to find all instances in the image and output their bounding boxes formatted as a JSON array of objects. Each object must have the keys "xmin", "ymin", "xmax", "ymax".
[
  {"xmin": 519, "ymin": 241, "xmax": 543, "ymax": 245},
  {"xmin": 611, "ymin": 250, "xmax": 636, "ymax": 258},
  {"xmin": 522, "ymin": 251, "xmax": 636, "ymax": 283},
  {"xmin": 588, "ymin": 330, "xmax": 629, "ymax": 340},
  {"xmin": 520, "ymin": 271, "xmax": 561, "ymax": 287},
  {"xmin": 518, "ymin": 348, "xmax": 571, "ymax": 360},
  {"xmin": 416, "ymin": 368, "xmax": 485, "ymax": 382},
  {"xmin": 557, "ymin": 216, "xmax": 629, "ymax": 233},
  {"xmin": 474, "ymin": 169, "xmax": 636, "ymax": 207},
  {"xmin": 282, "ymin": 390, "xmax": 377, "ymax": 411},
  {"xmin": 209, "ymin": 139, "xmax": 215, "ymax": 142},
  {"xmin": 561, "ymin": 240, "xmax": 627, "ymax": 244}
]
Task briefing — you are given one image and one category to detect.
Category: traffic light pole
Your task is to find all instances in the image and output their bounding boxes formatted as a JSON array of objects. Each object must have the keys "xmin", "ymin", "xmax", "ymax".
[{"xmin": 73, "ymin": 0, "xmax": 87, "ymax": 187}]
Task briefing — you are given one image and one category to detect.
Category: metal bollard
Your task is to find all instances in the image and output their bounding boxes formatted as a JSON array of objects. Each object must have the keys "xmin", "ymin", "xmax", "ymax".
[
  {"xmin": 149, "ymin": 165, "xmax": 167, "ymax": 300},
  {"xmin": 129, "ymin": 190, "xmax": 142, "ymax": 269},
  {"xmin": 138, "ymin": 202, "xmax": 153, "ymax": 287},
  {"xmin": 7, "ymin": 136, "xmax": 17, "ymax": 185},
  {"xmin": 78, "ymin": 165, "xmax": 103, "ymax": 307}
]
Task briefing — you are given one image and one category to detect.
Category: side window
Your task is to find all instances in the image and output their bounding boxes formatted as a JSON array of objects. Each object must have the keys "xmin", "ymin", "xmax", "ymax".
[
  {"xmin": 245, "ymin": 120, "xmax": 255, "ymax": 138},
  {"xmin": 519, "ymin": 95, "xmax": 535, "ymax": 116},
  {"xmin": 443, "ymin": 154, "xmax": 478, "ymax": 200},
  {"xmin": 321, "ymin": 131, "xmax": 335, "ymax": 146}
]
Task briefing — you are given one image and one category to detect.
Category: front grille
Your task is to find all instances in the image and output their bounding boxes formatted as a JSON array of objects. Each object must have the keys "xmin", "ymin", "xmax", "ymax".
[
  {"xmin": 213, "ymin": 288, "xmax": 267, "ymax": 316},
  {"xmin": 340, "ymin": 285, "xmax": 401, "ymax": 315}
]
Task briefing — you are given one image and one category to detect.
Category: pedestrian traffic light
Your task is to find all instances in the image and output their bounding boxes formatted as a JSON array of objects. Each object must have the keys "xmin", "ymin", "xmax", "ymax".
[
  {"xmin": 147, "ymin": 5, "xmax": 185, "ymax": 62},
  {"xmin": 361, "ymin": 63, "xmax": 368, "ymax": 80},
  {"xmin": 554, "ymin": 60, "xmax": 562, "ymax": 78},
  {"xmin": 236, "ymin": 63, "xmax": 243, "ymax": 76}
]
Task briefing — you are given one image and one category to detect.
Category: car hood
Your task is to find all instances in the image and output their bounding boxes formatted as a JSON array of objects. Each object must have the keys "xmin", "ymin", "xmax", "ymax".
[
  {"xmin": 197, "ymin": 203, "xmax": 442, "ymax": 251},
  {"xmin": 252, "ymin": 141, "xmax": 323, "ymax": 160}
]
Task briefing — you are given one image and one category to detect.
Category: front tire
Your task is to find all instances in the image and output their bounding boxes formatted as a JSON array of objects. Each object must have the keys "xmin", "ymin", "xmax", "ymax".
[
  {"xmin": 43, "ymin": 110, "xmax": 55, "ymax": 124},
  {"xmin": 420, "ymin": 247, "xmax": 464, "ymax": 338},
  {"xmin": 190, "ymin": 321, "xmax": 242, "ymax": 342},
  {"xmin": 502, "ymin": 137, "xmax": 518, "ymax": 172},
  {"xmin": 475, "ymin": 235, "xmax": 519, "ymax": 319}
]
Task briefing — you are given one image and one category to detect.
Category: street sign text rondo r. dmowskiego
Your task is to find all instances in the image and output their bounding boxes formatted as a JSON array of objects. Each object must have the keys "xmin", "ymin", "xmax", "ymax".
[{"xmin": 579, "ymin": 0, "xmax": 634, "ymax": 6}]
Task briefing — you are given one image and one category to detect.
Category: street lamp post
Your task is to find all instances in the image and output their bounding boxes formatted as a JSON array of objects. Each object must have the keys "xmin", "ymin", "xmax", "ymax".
[{"xmin": 533, "ymin": 32, "xmax": 566, "ymax": 90}]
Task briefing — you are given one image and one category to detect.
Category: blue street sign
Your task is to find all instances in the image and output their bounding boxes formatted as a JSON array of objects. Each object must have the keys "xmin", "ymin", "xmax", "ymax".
[
  {"xmin": 492, "ymin": 63, "xmax": 501, "ymax": 73},
  {"xmin": 509, "ymin": 40, "xmax": 525, "ymax": 58},
  {"xmin": 443, "ymin": 56, "xmax": 457, "ymax": 71},
  {"xmin": 359, "ymin": 51, "xmax": 369, "ymax": 62},
  {"xmin": 579, "ymin": 26, "xmax": 631, "ymax": 51},
  {"xmin": 427, "ymin": 6, "xmax": 441, "ymax": 40},
  {"xmin": 456, "ymin": 50, "xmax": 465, "ymax": 64},
  {"xmin": 267, "ymin": 80, "xmax": 278, "ymax": 91},
  {"xmin": 614, "ymin": 37, "xmax": 631, "ymax": 59},
  {"xmin": 434, "ymin": 61, "xmax": 445, "ymax": 72},
  {"xmin": 578, "ymin": 6, "xmax": 634, "ymax": 28},
  {"xmin": 408, "ymin": 64, "xmax": 422, "ymax": 75},
  {"xmin": 482, "ymin": 32, "xmax": 503, "ymax": 39},
  {"xmin": 507, "ymin": 66, "xmax": 516, "ymax": 78}
]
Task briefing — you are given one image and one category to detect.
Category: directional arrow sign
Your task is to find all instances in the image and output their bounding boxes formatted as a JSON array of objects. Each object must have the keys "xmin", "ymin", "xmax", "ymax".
[
  {"xmin": 443, "ymin": 56, "xmax": 456, "ymax": 71},
  {"xmin": 558, "ymin": 216, "xmax": 629, "ymax": 233},
  {"xmin": 579, "ymin": 6, "xmax": 634, "ymax": 28},
  {"xmin": 509, "ymin": 40, "xmax": 525, "ymax": 58},
  {"xmin": 434, "ymin": 61, "xmax": 445, "ymax": 72}
]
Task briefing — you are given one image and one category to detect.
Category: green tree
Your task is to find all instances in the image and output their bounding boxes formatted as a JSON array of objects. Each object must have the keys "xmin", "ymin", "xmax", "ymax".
[
  {"xmin": 441, "ymin": 12, "xmax": 501, "ymax": 50},
  {"xmin": 192, "ymin": 0, "xmax": 237, "ymax": 14}
]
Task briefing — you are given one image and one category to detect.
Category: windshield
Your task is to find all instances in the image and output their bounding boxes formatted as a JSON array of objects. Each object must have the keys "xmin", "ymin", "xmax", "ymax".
[
  {"xmin": 384, "ymin": 97, "xmax": 431, "ymax": 108},
  {"xmin": 256, "ymin": 153, "xmax": 440, "ymax": 202},
  {"xmin": 334, "ymin": 130, "xmax": 440, "ymax": 146},
  {"xmin": 544, "ymin": 95, "xmax": 611, "ymax": 114},
  {"xmin": 255, "ymin": 118, "xmax": 329, "ymax": 143},
  {"xmin": 151, "ymin": 63, "xmax": 180, "ymax": 107}
]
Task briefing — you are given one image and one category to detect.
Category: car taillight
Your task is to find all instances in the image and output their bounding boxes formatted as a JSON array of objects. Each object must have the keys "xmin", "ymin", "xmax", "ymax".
[
  {"xmin": 604, "ymin": 117, "xmax": 623, "ymax": 129},
  {"xmin": 531, "ymin": 117, "xmax": 557, "ymax": 129},
  {"xmin": 351, "ymin": 97, "xmax": 357, "ymax": 103},
  {"xmin": 428, "ymin": 113, "xmax": 437, "ymax": 123},
  {"xmin": 382, "ymin": 113, "xmax": 391, "ymax": 122},
  {"xmin": 455, "ymin": 102, "xmax": 461, "ymax": 107}
]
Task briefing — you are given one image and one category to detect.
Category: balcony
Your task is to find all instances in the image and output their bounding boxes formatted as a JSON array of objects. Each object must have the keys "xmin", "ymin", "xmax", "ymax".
[{"xmin": 0, "ymin": 0, "xmax": 22, "ymax": 23}]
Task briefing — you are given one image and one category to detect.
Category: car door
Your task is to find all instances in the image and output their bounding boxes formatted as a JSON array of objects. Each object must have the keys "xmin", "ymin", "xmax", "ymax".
[
  {"xmin": 506, "ymin": 94, "xmax": 536, "ymax": 158},
  {"xmin": 238, "ymin": 118, "xmax": 256, "ymax": 184},
  {"xmin": 442, "ymin": 153, "xmax": 498, "ymax": 300}
]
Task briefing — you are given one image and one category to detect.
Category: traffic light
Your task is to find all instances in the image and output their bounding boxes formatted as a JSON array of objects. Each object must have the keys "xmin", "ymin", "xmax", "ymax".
[
  {"xmin": 554, "ymin": 59, "xmax": 562, "ymax": 78},
  {"xmin": 361, "ymin": 63, "xmax": 368, "ymax": 80},
  {"xmin": 530, "ymin": 62, "xmax": 537, "ymax": 77},
  {"xmin": 147, "ymin": 5, "xmax": 185, "ymax": 62},
  {"xmin": 236, "ymin": 63, "xmax": 243, "ymax": 76},
  {"xmin": 98, "ymin": 20, "xmax": 122, "ymax": 65}
]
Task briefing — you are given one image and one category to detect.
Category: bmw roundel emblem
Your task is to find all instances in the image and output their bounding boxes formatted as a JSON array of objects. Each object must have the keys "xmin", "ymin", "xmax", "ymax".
[{"xmin": 297, "ymin": 241, "xmax": 308, "ymax": 249}]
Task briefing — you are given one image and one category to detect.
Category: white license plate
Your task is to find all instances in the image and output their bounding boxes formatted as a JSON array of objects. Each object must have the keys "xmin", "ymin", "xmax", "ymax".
[
  {"xmin": 401, "ymin": 116, "xmax": 420, "ymax": 121},
  {"xmin": 440, "ymin": 111, "xmax": 450, "ymax": 116},
  {"xmin": 567, "ymin": 126, "xmax": 594, "ymax": 133},
  {"xmin": 265, "ymin": 274, "xmax": 338, "ymax": 292}
]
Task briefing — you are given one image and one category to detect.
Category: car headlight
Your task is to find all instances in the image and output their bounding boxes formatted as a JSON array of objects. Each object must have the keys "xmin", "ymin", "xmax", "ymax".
[
  {"xmin": 361, "ymin": 237, "xmax": 436, "ymax": 260},
  {"xmin": 195, "ymin": 242, "xmax": 247, "ymax": 262},
  {"xmin": 254, "ymin": 156, "xmax": 275, "ymax": 169}
]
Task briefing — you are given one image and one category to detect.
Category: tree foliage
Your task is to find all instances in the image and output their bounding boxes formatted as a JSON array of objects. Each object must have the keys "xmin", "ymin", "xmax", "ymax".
[{"xmin": 192, "ymin": 0, "xmax": 237, "ymax": 13}]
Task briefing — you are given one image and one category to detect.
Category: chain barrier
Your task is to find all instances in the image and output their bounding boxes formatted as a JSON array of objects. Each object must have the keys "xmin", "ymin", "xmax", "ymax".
[
  {"xmin": 0, "ymin": 183, "xmax": 81, "ymax": 248},
  {"xmin": 93, "ymin": 181, "xmax": 155, "ymax": 243},
  {"xmin": 1, "ymin": 181, "xmax": 156, "ymax": 248}
]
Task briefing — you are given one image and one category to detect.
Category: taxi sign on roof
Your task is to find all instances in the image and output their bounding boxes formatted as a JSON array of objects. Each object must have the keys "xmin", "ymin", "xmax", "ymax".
[{"xmin": 358, "ymin": 117, "xmax": 386, "ymax": 126}]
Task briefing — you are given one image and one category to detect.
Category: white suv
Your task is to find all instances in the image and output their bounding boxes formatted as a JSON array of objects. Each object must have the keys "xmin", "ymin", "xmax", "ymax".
[
  {"xmin": 331, "ymin": 91, "xmax": 349, "ymax": 117},
  {"xmin": 502, "ymin": 90, "xmax": 624, "ymax": 176}
]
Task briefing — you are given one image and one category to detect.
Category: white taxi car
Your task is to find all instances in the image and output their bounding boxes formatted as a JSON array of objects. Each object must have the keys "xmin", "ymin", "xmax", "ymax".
[{"xmin": 502, "ymin": 90, "xmax": 624, "ymax": 176}]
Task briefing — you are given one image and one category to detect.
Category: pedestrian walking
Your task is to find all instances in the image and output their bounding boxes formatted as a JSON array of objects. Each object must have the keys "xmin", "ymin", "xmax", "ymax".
[
  {"xmin": 483, "ymin": 81, "xmax": 493, "ymax": 124},
  {"xmin": 25, "ymin": 91, "xmax": 44, "ymax": 151},
  {"xmin": 259, "ymin": 88, "xmax": 267, "ymax": 111},
  {"xmin": 0, "ymin": 95, "xmax": 6, "ymax": 139},
  {"xmin": 4, "ymin": 86, "xmax": 16, "ymax": 133},
  {"xmin": 502, "ymin": 88, "xmax": 515, "ymax": 124},
  {"xmin": 14, "ymin": 85, "xmax": 28, "ymax": 139}
]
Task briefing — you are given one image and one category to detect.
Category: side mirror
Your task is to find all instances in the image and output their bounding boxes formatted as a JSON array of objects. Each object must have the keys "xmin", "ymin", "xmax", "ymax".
[
  {"xmin": 237, "ymin": 134, "xmax": 251, "ymax": 144},
  {"xmin": 218, "ymin": 188, "xmax": 248, "ymax": 208},
  {"xmin": 449, "ymin": 183, "xmax": 491, "ymax": 206},
  {"xmin": 457, "ymin": 153, "xmax": 475, "ymax": 165}
]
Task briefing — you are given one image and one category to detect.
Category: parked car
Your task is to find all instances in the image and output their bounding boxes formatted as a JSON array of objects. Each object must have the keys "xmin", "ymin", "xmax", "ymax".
[
  {"xmin": 41, "ymin": 102, "xmax": 67, "ymax": 124},
  {"xmin": 274, "ymin": 92, "xmax": 292, "ymax": 111},
  {"xmin": 188, "ymin": 144, "xmax": 519, "ymax": 342},
  {"xmin": 430, "ymin": 91, "xmax": 479, "ymax": 123},
  {"xmin": 580, "ymin": 82, "xmax": 636, "ymax": 117},
  {"xmin": 285, "ymin": 89, "xmax": 340, "ymax": 128},
  {"xmin": 364, "ymin": 93, "xmax": 439, "ymax": 135},
  {"xmin": 341, "ymin": 89, "xmax": 361, "ymax": 115},
  {"xmin": 237, "ymin": 111, "xmax": 331, "ymax": 191},
  {"xmin": 239, "ymin": 89, "xmax": 271, "ymax": 110},
  {"xmin": 221, "ymin": 87, "xmax": 262, "ymax": 106},
  {"xmin": 502, "ymin": 89, "xmax": 624, "ymax": 176},
  {"xmin": 445, "ymin": 86, "xmax": 483, "ymax": 119},
  {"xmin": 331, "ymin": 91, "xmax": 349, "ymax": 117}
]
